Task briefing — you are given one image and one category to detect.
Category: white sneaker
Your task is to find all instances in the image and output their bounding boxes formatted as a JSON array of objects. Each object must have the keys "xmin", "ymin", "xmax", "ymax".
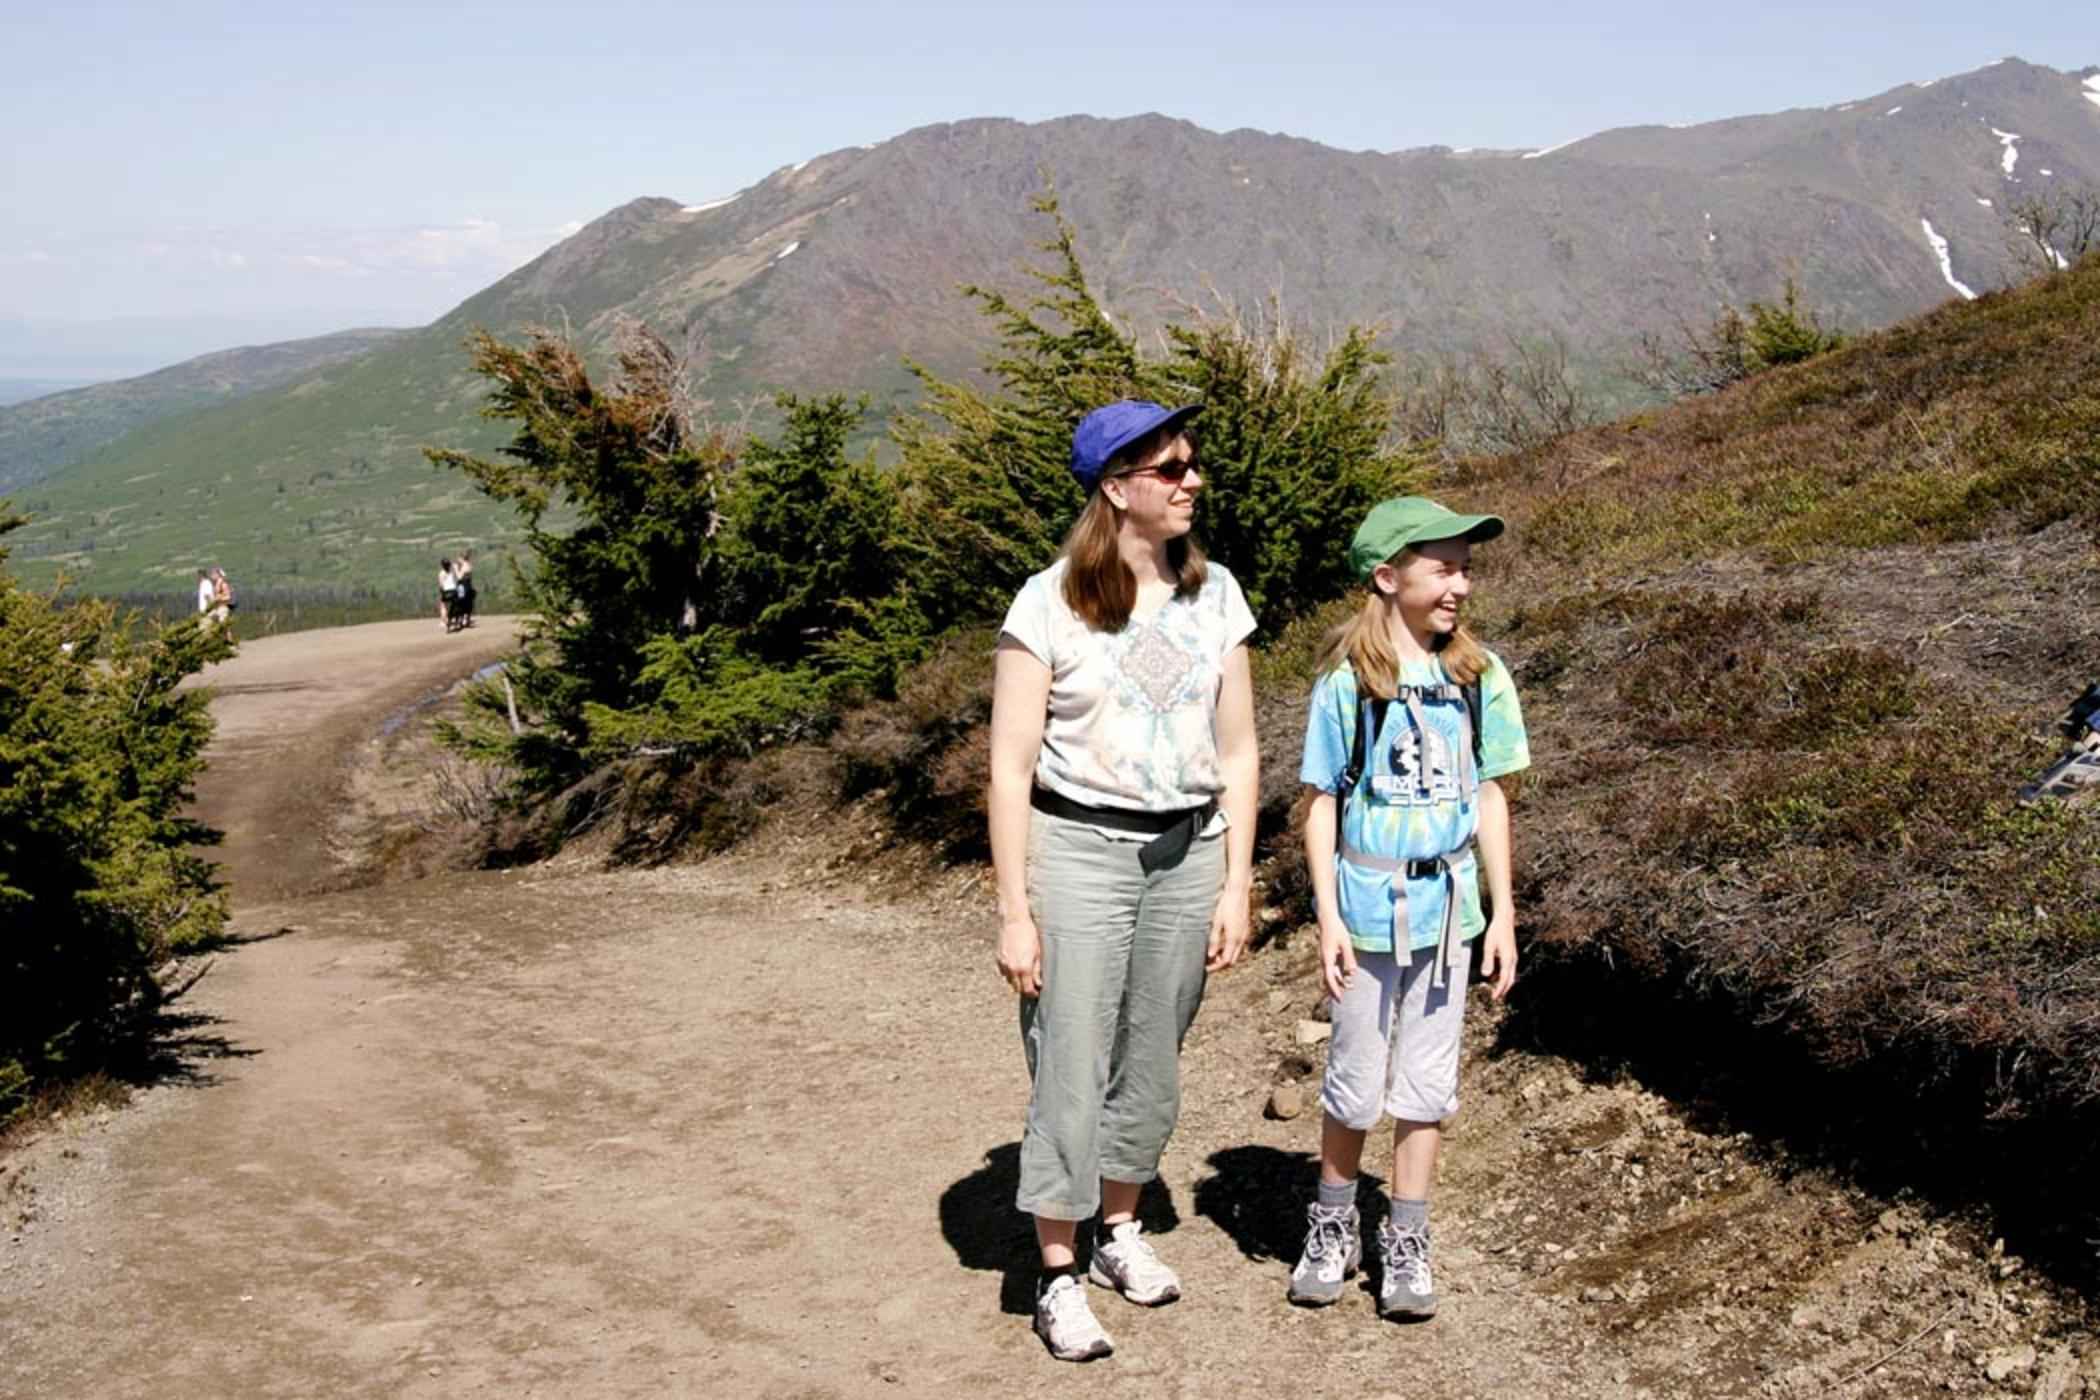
[
  {"xmin": 1287, "ymin": 1202, "xmax": 1362, "ymax": 1306},
  {"xmin": 1377, "ymin": 1220, "xmax": 1438, "ymax": 1319},
  {"xmin": 1034, "ymin": 1273, "xmax": 1114, "ymax": 1362},
  {"xmin": 1088, "ymin": 1220, "xmax": 1182, "ymax": 1306}
]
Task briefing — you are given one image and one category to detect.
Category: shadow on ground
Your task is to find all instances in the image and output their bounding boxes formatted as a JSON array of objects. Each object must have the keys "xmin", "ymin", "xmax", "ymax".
[{"xmin": 939, "ymin": 1142, "xmax": 1184, "ymax": 1315}]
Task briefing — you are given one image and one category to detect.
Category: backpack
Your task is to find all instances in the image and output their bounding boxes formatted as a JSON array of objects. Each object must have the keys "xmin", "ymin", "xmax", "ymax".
[{"xmin": 1332, "ymin": 674, "xmax": 1483, "ymax": 850}]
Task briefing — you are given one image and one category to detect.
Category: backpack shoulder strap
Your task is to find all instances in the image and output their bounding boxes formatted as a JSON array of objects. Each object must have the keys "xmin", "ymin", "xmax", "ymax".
[
  {"xmin": 1335, "ymin": 688, "xmax": 1391, "ymax": 805},
  {"xmin": 1464, "ymin": 677, "xmax": 1483, "ymax": 769}
]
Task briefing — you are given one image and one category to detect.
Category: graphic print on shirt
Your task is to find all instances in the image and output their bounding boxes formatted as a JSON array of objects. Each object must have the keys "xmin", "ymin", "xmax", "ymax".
[
  {"xmin": 1118, "ymin": 614, "xmax": 1204, "ymax": 713},
  {"xmin": 1372, "ymin": 716, "xmax": 1459, "ymax": 806}
]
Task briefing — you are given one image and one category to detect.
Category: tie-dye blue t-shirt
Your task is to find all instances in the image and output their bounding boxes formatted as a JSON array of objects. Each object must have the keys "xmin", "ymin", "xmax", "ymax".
[{"xmin": 1298, "ymin": 652, "xmax": 1529, "ymax": 953}]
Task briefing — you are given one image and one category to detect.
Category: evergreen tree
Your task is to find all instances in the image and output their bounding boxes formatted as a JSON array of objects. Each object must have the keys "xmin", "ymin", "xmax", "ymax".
[
  {"xmin": 0, "ymin": 510, "xmax": 232, "ymax": 1115},
  {"xmin": 428, "ymin": 321, "xmax": 738, "ymax": 787}
]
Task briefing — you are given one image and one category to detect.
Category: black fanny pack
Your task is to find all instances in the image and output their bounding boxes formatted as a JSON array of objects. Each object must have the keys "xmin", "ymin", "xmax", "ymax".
[{"xmin": 1030, "ymin": 786, "xmax": 1216, "ymax": 875}]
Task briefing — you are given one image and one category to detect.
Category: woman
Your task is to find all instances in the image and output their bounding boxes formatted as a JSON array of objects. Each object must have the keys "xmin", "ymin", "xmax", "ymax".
[
  {"xmin": 437, "ymin": 558, "xmax": 455, "ymax": 631},
  {"xmin": 987, "ymin": 399, "xmax": 1259, "ymax": 1363},
  {"xmin": 1286, "ymin": 497, "xmax": 1528, "ymax": 1321}
]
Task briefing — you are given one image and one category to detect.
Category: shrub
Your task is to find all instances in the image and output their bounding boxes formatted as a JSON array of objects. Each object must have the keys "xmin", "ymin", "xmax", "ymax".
[
  {"xmin": 1633, "ymin": 277, "xmax": 1845, "ymax": 397},
  {"xmin": 893, "ymin": 191, "xmax": 1427, "ymax": 635},
  {"xmin": 0, "ymin": 511, "xmax": 232, "ymax": 1117}
]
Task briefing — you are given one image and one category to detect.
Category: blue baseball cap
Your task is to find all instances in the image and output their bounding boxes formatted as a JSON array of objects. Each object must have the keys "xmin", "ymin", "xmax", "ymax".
[{"xmin": 1069, "ymin": 399, "xmax": 1202, "ymax": 491}]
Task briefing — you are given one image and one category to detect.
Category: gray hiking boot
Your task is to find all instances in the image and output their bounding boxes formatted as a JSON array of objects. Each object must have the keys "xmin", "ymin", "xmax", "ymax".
[
  {"xmin": 1088, "ymin": 1220, "xmax": 1182, "ymax": 1306},
  {"xmin": 1034, "ymin": 1273, "xmax": 1114, "ymax": 1362},
  {"xmin": 1376, "ymin": 1219, "xmax": 1438, "ymax": 1319},
  {"xmin": 1287, "ymin": 1202, "xmax": 1362, "ymax": 1306}
]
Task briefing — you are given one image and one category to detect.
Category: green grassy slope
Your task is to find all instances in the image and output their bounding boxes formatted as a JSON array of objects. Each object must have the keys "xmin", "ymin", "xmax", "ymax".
[
  {"xmin": 0, "ymin": 327, "xmax": 407, "ymax": 494},
  {"xmin": 3, "ymin": 326, "xmax": 519, "ymax": 599}
]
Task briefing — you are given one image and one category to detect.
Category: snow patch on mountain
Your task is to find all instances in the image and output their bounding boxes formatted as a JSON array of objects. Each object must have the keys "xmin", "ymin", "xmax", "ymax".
[
  {"xmin": 1920, "ymin": 220, "xmax": 1977, "ymax": 300},
  {"xmin": 2086, "ymin": 74, "xmax": 2100, "ymax": 109},
  {"xmin": 1523, "ymin": 137, "xmax": 1581, "ymax": 160},
  {"xmin": 774, "ymin": 241, "xmax": 801, "ymax": 262},
  {"xmin": 682, "ymin": 193, "xmax": 742, "ymax": 214},
  {"xmin": 1992, "ymin": 129, "xmax": 2021, "ymax": 177}
]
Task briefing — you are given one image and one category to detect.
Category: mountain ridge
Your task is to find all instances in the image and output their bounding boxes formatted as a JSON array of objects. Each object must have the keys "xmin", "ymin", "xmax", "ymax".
[{"xmin": 8, "ymin": 55, "xmax": 2097, "ymax": 597}]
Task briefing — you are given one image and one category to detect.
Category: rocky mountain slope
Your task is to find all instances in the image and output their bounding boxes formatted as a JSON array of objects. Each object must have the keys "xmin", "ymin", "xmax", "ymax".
[{"xmin": 9, "ymin": 56, "xmax": 2096, "ymax": 596}]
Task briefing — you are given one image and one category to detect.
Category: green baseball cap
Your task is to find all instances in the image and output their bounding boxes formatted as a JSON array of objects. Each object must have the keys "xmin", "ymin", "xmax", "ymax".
[{"xmin": 1348, "ymin": 496, "xmax": 1505, "ymax": 581}]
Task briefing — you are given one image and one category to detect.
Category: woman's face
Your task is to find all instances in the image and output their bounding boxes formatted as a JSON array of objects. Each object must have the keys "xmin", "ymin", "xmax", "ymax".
[
  {"xmin": 1102, "ymin": 430, "xmax": 1202, "ymax": 541},
  {"xmin": 1373, "ymin": 538, "xmax": 1473, "ymax": 635}
]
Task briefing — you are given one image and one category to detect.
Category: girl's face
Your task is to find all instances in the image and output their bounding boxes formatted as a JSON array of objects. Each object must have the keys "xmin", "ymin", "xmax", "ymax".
[
  {"xmin": 1101, "ymin": 430, "xmax": 1202, "ymax": 542},
  {"xmin": 1373, "ymin": 538, "xmax": 1473, "ymax": 636}
]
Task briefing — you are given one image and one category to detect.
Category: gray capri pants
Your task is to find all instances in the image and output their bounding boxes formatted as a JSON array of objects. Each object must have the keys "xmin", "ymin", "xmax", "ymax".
[
  {"xmin": 1321, "ymin": 941, "xmax": 1471, "ymax": 1129},
  {"xmin": 1016, "ymin": 809, "xmax": 1225, "ymax": 1221}
]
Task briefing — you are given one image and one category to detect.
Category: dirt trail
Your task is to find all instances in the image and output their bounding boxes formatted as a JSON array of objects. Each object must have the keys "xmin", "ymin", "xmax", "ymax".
[{"xmin": 3, "ymin": 620, "xmax": 2095, "ymax": 1399}]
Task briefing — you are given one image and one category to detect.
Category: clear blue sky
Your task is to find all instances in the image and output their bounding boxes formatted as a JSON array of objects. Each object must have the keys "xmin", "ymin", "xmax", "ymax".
[{"xmin": 2, "ymin": 0, "xmax": 2092, "ymax": 371}]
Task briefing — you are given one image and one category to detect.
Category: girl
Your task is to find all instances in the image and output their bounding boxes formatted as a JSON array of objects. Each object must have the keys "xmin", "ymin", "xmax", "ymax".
[
  {"xmin": 1288, "ymin": 496, "xmax": 1529, "ymax": 1319},
  {"xmin": 987, "ymin": 400, "xmax": 1259, "ymax": 1362}
]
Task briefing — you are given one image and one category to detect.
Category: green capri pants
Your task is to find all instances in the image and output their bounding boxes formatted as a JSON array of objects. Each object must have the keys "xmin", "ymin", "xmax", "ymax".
[{"xmin": 1016, "ymin": 809, "xmax": 1225, "ymax": 1221}]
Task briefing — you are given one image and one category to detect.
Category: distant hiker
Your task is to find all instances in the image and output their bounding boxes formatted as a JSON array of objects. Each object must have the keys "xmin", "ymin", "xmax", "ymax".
[
  {"xmin": 1285, "ymin": 497, "xmax": 1529, "ymax": 1321},
  {"xmin": 453, "ymin": 548, "xmax": 476, "ymax": 628},
  {"xmin": 437, "ymin": 558, "xmax": 455, "ymax": 631},
  {"xmin": 986, "ymin": 400, "xmax": 1259, "ymax": 1362},
  {"xmin": 208, "ymin": 566, "xmax": 235, "ymax": 627},
  {"xmin": 195, "ymin": 568, "xmax": 214, "ymax": 619}
]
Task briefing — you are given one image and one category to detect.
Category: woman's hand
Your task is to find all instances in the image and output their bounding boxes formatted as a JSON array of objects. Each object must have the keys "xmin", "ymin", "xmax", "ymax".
[
  {"xmin": 1205, "ymin": 883, "xmax": 1251, "ymax": 972},
  {"xmin": 1480, "ymin": 911, "xmax": 1518, "ymax": 1002},
  {"xmin": 1317, "ymin": 918, "xmax": 1357, "ymax": 1004},
  {"xmin": 997, "ymin": 913, "xmax": 1043, "ymax": 997}
]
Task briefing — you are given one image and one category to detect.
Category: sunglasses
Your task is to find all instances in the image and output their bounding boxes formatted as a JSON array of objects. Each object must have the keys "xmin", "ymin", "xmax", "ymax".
[{"xmin": 1117, "ymin": 459, "xmax": 1201, "ymax": 484}]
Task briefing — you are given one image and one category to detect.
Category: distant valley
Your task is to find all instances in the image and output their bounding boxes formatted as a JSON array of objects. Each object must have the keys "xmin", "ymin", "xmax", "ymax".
[{"xmin": 5, "ymin": 55, "xmax": 2097, "ymax": 600}]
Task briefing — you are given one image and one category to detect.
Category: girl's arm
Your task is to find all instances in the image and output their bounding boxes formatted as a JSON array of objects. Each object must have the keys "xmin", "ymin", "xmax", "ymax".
[
  {"xmin": 1475, "ymin": 776, "xmax": 1518, "ymax": 1001},
  {"xmin": 1301, "ymin": 790, "xmax": 1357, "ymax": 1001},
  {"xmin": 1206, "ymin": 643, "xmax": 1259, "ymax": 971},
  {"xmin": 988, "ymin": 638, "xmax": 1053, "ymax": 995}
]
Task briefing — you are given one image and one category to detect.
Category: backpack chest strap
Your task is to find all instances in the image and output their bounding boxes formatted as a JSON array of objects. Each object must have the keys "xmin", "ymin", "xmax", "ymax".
[{"xmin": 1341, "ymin": 840, "xmax": 1475, "ymax": 990}]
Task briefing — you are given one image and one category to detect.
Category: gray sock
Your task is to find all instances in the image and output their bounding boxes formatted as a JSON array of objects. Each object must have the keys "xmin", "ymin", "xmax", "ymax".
[
  {"xmin": 1389, "ymin": 1196, "xmax": 1429, "ymax": 1234},
  {"xmin": 1316, "ymin": 1177, "xmax": 1356, "ymax": 1211}
]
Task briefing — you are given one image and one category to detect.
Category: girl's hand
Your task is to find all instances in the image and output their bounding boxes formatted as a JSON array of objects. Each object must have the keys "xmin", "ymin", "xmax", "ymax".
[
  {"xmin": 1480, "ymin": 912, "xmax": 1518, "ymax": 1002},
  {"xmin": 1206, "ymin": 884, "xmax": 1251, "ymax": 972},
  {"xmin": 996, "ymin": 914, "xmax": 1043, "ymax": 997},
  {"xmin": 1317, "ymin": 919, "xmax": 1358, "ymax": 1003}
]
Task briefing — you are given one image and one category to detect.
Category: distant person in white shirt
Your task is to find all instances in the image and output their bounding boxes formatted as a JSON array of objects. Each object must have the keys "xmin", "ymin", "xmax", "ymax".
[
  {"xmin": 437, "ymin": 558, "xmax": 456, "ymax": 631},
  {"xmin": 195, "ymin": 569, "xmax": 214, "ymax": 619}
]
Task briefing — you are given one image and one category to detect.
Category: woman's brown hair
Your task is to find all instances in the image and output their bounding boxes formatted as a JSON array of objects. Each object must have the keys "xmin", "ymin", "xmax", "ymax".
[
  {"xmin": 1059, "ymin": 428, "xmax": 1207, "ymax": 632},
  {"xmin": 1316, "ymin": 547, "xmax": 1487, "ymax": 697}
]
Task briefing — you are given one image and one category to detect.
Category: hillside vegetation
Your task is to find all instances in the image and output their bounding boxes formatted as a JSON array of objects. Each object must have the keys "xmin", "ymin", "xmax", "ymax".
[{"xmin": 1438, "ymin": 258, "xmax": 2099, "ymax": 1270}]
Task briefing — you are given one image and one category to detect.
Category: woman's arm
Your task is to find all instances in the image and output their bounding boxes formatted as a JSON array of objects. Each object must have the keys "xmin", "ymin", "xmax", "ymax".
[
  {"xmin": 1475, "ymin": 776, "xmax": 1518, "ymax": 1001},
  {"xmin": 1206, "ymin": 643, "xmax": 1259, "ymax": 971},
  {"xmin": 1301, "ymin": 790, "xmax": 1357, "ymax": 1001},
  {"xmin": 988, "ymin": 638, "xmax": 1053, "ymax": 995}
]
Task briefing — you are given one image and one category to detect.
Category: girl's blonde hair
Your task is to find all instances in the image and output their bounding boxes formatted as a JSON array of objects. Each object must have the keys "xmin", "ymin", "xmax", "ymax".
[{"xmin": 1317, "ymin": 547, "xmax": 1487, "ymax": 696}]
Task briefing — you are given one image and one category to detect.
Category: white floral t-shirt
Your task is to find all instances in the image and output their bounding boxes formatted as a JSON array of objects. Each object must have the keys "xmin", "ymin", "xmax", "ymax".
[{"xmin": 1000, "ymin": 558, "xmax": 1257, "ymax": 824}]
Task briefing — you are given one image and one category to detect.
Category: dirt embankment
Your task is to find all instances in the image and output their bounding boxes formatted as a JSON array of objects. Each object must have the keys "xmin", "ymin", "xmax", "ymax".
[{"xmin": 2, "ymin": 618, "xmax": 2096, "ymax": 1399}]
